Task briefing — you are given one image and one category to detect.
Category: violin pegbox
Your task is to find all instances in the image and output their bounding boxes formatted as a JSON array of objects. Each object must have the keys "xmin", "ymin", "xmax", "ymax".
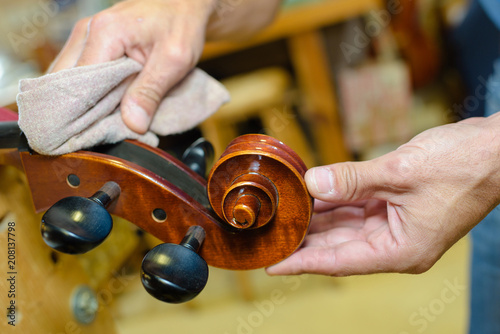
[
  {"xmin": 25, "ymin": 134, "xmax": 312, "ymax": 304},
  {"xmin": 141, "ymin": 134, "xmax": 312, "ymax": 303}
]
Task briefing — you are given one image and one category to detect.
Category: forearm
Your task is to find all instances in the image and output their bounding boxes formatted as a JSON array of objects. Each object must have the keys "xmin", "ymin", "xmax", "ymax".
[{"xmin": 206, "ymin": 0, "xmax": 283, "ymax": 41}]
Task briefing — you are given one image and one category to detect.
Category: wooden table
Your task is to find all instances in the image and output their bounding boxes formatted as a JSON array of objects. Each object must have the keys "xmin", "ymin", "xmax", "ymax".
[{"xmin": 202, "ymin": 0, "xmax": 383, "ymax": 165}]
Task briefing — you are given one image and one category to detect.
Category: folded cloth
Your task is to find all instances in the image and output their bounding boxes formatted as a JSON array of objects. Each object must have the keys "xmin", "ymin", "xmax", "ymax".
[{"xmin": 17, "ymin": 57, "xmax": 230, "ymax": 155}]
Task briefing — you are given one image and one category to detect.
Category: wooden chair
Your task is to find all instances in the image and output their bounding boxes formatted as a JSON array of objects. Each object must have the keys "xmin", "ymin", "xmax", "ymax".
[{"xmin": 200, "ymin": 67, "xmax": 316, "ymax": 168}]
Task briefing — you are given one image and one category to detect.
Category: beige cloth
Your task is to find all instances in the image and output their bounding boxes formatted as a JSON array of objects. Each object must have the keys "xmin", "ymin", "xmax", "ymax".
[{"xmin": 17, "ymin": 57, "xmax": 229, "ymax": 155}]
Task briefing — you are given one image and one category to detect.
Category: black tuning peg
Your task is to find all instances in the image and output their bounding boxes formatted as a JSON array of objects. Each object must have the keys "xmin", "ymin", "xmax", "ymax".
[
  {"xmin": 181, "ymin": 138, "xmax": 214, "ymax": 177},
  {"xmin": 41, "ymin": 181, "xmax": 121, "ymax": 254},
  {"xmin": 141, "ymin": 225, "xmax": 209, "ymax": 303}
]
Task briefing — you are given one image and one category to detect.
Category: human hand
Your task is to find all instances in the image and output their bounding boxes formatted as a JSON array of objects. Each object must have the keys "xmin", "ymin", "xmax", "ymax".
[
  {"xmin": 267, "ymin": 113, "xmax": 500, "ymax": 276},
  {"xmin": 48, "ymin": 0, "xmax": 216, "ymax": 134}
]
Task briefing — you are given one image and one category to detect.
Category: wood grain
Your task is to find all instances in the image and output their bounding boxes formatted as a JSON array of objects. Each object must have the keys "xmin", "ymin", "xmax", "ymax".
[{"xmin": 16, "ymin": 136, "xmax": 312, "ymax": 270}]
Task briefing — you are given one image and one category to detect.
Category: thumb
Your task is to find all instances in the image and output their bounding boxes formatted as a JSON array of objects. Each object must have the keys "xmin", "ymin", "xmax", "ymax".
[
  {"xmin": 120, "ymin": 44, "xmax": 197, "ymax": 134},
  {"xmin": 305, "ymin": 160, "xmax": 394, "ymax": 203}
]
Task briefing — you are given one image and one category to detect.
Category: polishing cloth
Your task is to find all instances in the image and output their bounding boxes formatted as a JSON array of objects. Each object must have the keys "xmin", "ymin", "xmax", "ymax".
[{"xmin": 17, "ymin": 57, "xmax": 229, "ymax": 155}]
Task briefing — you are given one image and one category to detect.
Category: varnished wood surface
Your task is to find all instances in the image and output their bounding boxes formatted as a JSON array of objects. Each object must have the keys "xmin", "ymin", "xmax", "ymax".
[
  {"xmin": 14, "ymin": 136, "xmax": 312, "ymax": 270},
  {"xmin": 0, "ymin": 148, "xmax": 22, "ymax": 170},
  {"xmin": 208, "ymin": 135, "xmax": 312, "ymax": 262}
]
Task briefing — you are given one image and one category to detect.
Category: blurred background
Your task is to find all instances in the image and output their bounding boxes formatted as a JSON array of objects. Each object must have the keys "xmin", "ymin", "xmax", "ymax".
[{"xmin": 0, "ymin": 0, "xmax": 478, "ymax": 333}]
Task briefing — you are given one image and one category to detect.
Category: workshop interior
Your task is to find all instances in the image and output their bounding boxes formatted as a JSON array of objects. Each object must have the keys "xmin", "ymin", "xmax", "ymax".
[{"xmin": 0, "ymin": 0, "xmax": 478, "ymax": 333}]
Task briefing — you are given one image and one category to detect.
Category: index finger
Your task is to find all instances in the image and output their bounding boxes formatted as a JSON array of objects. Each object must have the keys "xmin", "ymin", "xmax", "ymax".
[
  {"xmin": 48, "ymin": 17, "xmax": 91, "ymax": 73},
  {"xmin": 266, "ymin": 240, "xmax": 404, "ymax": 276},
  {"xmin": 313, "ymin": 199, "xmax": 369, "ymax": 213},
  {"xmin": 75, "ymin": 15, "xmax": 126, "ymax": 66}
]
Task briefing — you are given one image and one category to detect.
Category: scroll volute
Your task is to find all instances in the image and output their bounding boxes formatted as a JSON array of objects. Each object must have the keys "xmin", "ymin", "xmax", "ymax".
[{"xmin": 207, "ymin": 134, "xmax": 312, "ymax": 235}]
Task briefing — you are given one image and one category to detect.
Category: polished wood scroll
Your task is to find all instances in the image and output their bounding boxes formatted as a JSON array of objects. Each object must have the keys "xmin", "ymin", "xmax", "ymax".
[{"xmin": 1, "ymin": 132, "xmax": 312, "ymax": 270}]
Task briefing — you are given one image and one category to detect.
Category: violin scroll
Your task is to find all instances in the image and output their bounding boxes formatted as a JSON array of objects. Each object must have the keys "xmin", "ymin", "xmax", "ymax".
[{"xmin": 207, "ymin": 134, "xmax": 311, "ymax": 232}]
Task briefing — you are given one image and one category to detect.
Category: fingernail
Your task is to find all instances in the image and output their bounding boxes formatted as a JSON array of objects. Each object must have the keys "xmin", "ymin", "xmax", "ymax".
[
  {"xmin": 123, "ymin": 101, "xmax": 150, "ymax": 133},
  {"xmin": 311, "ymin": 167, "xmax": 335, "ymax": 194}
]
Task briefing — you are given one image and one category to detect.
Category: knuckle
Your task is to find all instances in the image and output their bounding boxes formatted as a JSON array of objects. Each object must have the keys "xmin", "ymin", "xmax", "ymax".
[
  {"xmin": 73, "ymin": 17, "xmax": 92, "ymax": 35},
  {"xmin": 382, "ymin": 152, "xmax": 420, "ymax": 190},
  {"xmin": 387, "ymin": 155, "xmax": 410, "ymax": 182},
  {"xmin": 88, "ymin": 11, "xmax": 115, "ymax": 31},
  {"xmin": 163, "ymin": 44, "xmax": 197, "ymax": 69},
  {"xmin": 134, "ymin": 84, "xmax": 163, "ymax": 107},
  {"xmin": 337, "ymin": 162, "xmax": 360, "ymax": 201}
]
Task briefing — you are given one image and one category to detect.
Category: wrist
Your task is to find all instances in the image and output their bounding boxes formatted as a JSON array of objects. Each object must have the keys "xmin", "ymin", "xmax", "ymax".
[
  {"xmin": 484, "ymin": 113, "xmax": 500, "ymax": 204},
  {"xmin": 205, "ymin": 0, "xmax": 282, "ymax": 41}
]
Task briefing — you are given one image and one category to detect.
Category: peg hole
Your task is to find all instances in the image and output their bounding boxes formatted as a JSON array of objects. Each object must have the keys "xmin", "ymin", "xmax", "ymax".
[
  {"xmin": 50, "ymin": 251, "xmax": 59, "ymax": 264},
  {"xmin": 152, "ymin": 208, "xmax": 167, "ymax": 223},
  {"xmin": 67, "ymin": 174, "xmax": 80, "ymax": 188}
]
